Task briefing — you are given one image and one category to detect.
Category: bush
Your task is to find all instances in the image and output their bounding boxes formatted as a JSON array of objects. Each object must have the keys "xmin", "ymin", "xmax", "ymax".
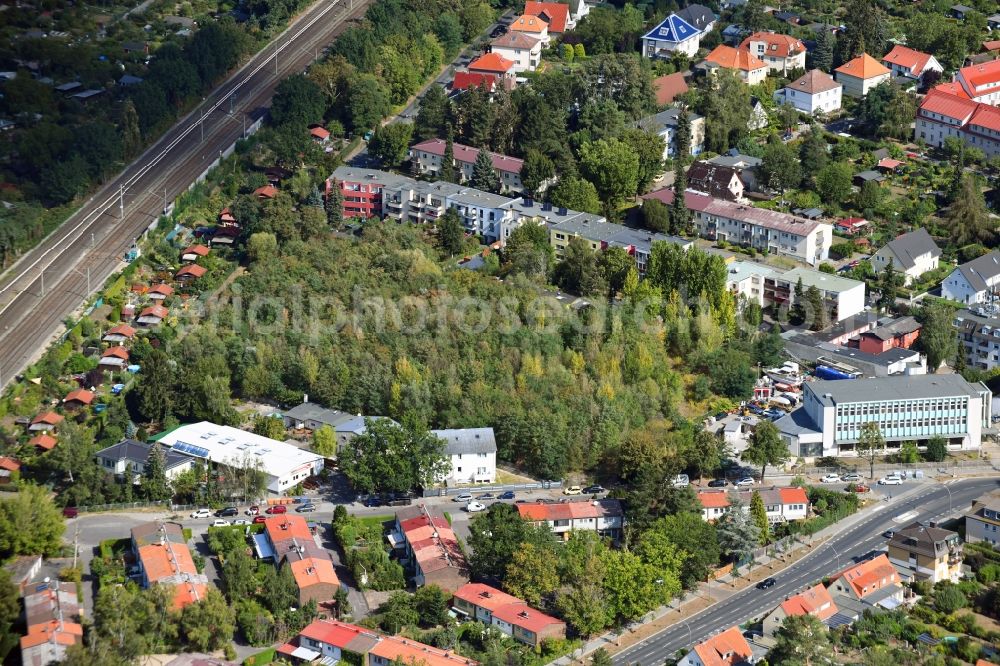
[{"xmin": 934, "ymin": 583, "xmax": 967, "ymax": 614}]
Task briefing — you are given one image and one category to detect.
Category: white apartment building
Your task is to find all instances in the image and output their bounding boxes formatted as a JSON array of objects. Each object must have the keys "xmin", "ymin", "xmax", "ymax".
[
  {"xmin": 942, "ymin": 251, "xmax": 1000, "ymax": 305},
  {"xmin": 773, "ymin": 69, "xmax": 843, "ymax": 115},
  {"xmin": 431, "ymin": 427, "xmax": 497, "ymax": 485},
  {"xmin": 765, "ymin": 266, "xmax": 866, "ymax": 322}
]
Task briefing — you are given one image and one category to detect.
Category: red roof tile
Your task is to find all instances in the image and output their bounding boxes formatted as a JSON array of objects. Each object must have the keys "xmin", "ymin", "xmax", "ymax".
[
  {"xmin": 919, "ymin": 89, "xmax": 978, "ymax": 122},
  {"xmin": 697, "ymin": 490, "xmax": 732, "ymax": 509},
  {"xmin": 652, "ymin": 72, "xmax": 689, "ymax": 105},
  {"xmin": 309, "ymin": 126, "xmax": 330, "ymax": 140},
  {"xmin": 509, "ymin": 13, "xmax": 548, "ymax": 33},
  {"xmin": 780, "ymin": 583, "xmax": 838, "ymax": 621},
  {"xmin": 932, "ymin": 81, "xmax": 971, "ymax": 99},
  {"xmin": 453, "ymin": 583, "xmax": 523, "ymax": 612},
  {"xmin": 705, "ymin": 45, "xmax": 767, "ymax": 72},
  {"xmin": 140, "ymin": 304, "xmax": 168, "ymax": 319},
  {"xmin": 32, "ymin": 412, "xmax": 63, "ymax": 426},
  {"xmin": 739, "ymin": 31, "xmax": 805, "ymax": 58},
  {"xmin": 182, "ymin": 244, "xmax": 209, "ymax": 257},
  {"xmin": 0, "ymin": 456, "xmax": 20, "ymax": 472},
  {"xmin": 691, "ymin": 626, "xmax": 753, "ymax": 666},
  {"xmin": 881, "ymin": 45, "xmax": 933, "ymax": 74},
  {"xmin": 960, "ymin": 59, "xmax": 1000, "ymax": 91},
  {"xmin": 452, "ymin": 72, "xmax": 497, "ymax": 92},
  {"xmin": 64, "ymin": 389, "xmax": 95, "ymax": 405},
  {"xmin": 970, "ymin": 103, "xmax": 1000, "ymax": 133},
  {"xmin": 524, "ymin": 1, "xmax": 568, "ymax": 32},
  {"xmin": 835, "ymin": 53, "xmax": 890, "ymax": 79},
  {"xmin": 29, "ymin": 434, "xmax": 57, "ymax": 451},
  {"xmin": 469, "ymin": 53, "xmax": 515, "ymax": 74},
  {"xmin": 778, "ymin": 486, "xmax": 808, "ymax": 505},
  {"xmin": 491, "ymin": 603, "xmax": 565, "ymax": 634},
  {"xmin": 102, "ymin": 346, "xmax": 129, "ymax": 360},
  {"xmin": 830, "ymin": 553, "xmax": 898, "ymax": 599},
  {"xmin": 105, "ymin": 323, "xmax": 136, "ymax": 339},
  {"xmin": 411, "ymin": 138, "xmax": 523, "ymax": 174},
  {"xmin": 176, "ymin": 264, "xmax": 207, "ymax": 279},
  {"xmin": 254, "ymin": 184, "xmax": 278, "ymax": 199},
  {"xmin": 149, "ymin": 283, "xmax": 174, "ymax": 297}
]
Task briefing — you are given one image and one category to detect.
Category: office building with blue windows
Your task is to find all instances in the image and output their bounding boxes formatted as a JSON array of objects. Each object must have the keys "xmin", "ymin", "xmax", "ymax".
[{"xmin": 776, "ymin": 375, "xmax": 991, "ymax": 459}]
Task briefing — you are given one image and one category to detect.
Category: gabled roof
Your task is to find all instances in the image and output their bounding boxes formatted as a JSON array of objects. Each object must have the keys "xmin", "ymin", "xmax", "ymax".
[
  {"xmin": 298, "ymin": 619, "xmax": 380, "ymax": 654},
  {"xmin": 705, "ymin": 45, "xmax": 767, "ymax": 72},
  {"xmin": 182, "ymin": 244, "xmax": 209, "ymax": 257},
  {"xmin": 687, "ymin": 162, "xmax": 742, "ymax": 201},
  {"xmin": 102, "ymin": 346, "xmax": 129, "ymax": 360},
  {"xmin": 149, "ymin": 283, "xmax": 174, "ymax": 297},
  {"xmin": 920, "ymin": 89, "xmax": 978, "ymax": 122},
  {"xmin": 780, "ymin": 583, "xmax": 838, "ymax": 621},
  {"xmin": 877, "ymin": 228, "xmax": 941, "ymax": 270},
  {"xmin": 431, "ymin": 427, "xmax": 496, "ymax": 456},
  {"xmin": 469, "ymin": 52, "xmax": 515, "ymax": 74},
  {"xmin": 254, "ymin": 184, "xmax": 277, "ymax": 199},
  {"xmin": 452, "ymin": 71, "xmax": 497, "ymax": 92},
  {"xmin": 690, "ymin": 626, "xmax": 753, "ymax": 666},
  {"xmin": 309, "ymin": 126, "xmax": 330, "ymax": 140},
  {"xmin": 104, "ymin": 323, "xmax": 136, "ymax": 339},
  {"xmin": 788, "ymin": 69, "xmax": 840, "ymax": 94},
  {"xmin": 932, "ymin": 81, "xmax": 971, "ymax": 99},
  {"xmin": 675, "ymin": 3, "xmax": 715, "ymax": 31},
  {"xmin": 697, "ymin": 490, "xmax": 732, "ymax": 509},
  {"xmin": 516, "ymin": 499, "xmax": 623, "ymax": 521},
  {"xmin": 652, "ymin": 72, "xmax": 689, "ymax": 105},
  {"xmin": 30, "ymin": 434, "xmax": 58, "ymax": 450},
  {"xmin": 289, "ymin": 554, "xmax": 340, "ymax": 590},
  {"xmin": 835, "ymin": 53, "xmax": 890, "ymax": 79},
  {"xmin": 264, "ymin": 515, "xmax": 314, "ymax": 545},
  {"xmin": 32, "ymin": 411, "xmax": 63, "ymax": 426},
  {"xmin": 829, "ymin": 553, "xmax": 897, "ymax": 599},
  {"xmin": 140, "ymin": 304, "xmax": 169, "ymax": 319},
  {"xmin": 97, "ymin": 440, "xmax": 191, "ymax": 472},
  {"xmin": 739, "ymin": 31, "xmax": 805, "ymax": 57},
  {"xmin": 959, "ymin": 59, "xmax": 1000, "ymax": 91},
  {"xmin": 969, "ymin": 103, "xmax": 1000, "ymax": 134},
  {"xmin": 0, "ymin": 456, "xmax": 20, "ymax": 471},
  {"xmin": 131, "ymin": 520, "xmax": 186, "ymax": 548},
  {"xmin": 890, "ymin": 520, "xmax": 958, "ymax": 553},
  {"xmin": 453, "ymin": 583, "xmax": 523, "ymax": 612},
  {"xmin": 643, "ymin": 14, "xmax": 701, "ymax": 44},
  {"xmin": 64, "ymin": 389, "xmax": 95, "ymax": 405},
  {"xmin": 956, "ymin": 251, "xmax": 1000, "ymax": 292},
  {"xmin": 524, "ymin": 1, "xmax": 568, "ymax": 32},
  {"xmin": 491, "ymin": 31, "xmax": 540, "ymax": 50},
  {"xmin": 984, "ymin": 40, "xmax": 1000, "ymax": 52},
  {"xmin": 412, "ymin": 138, "xmax": 524, "ymax": 173},
  {"xmin": 881, "ymin": 45, "xmax": 934, "ymax": 74},
  {"xmin": 491, "ymin": 603, "xmax": 565, "ymax": 634},
  {"xmin": 176, "ymin": 264, "xmax": 207, "ymax": 279},
  {"xmin": 510, "ymin": 14, "xmax": 548, "ymax": 33}
]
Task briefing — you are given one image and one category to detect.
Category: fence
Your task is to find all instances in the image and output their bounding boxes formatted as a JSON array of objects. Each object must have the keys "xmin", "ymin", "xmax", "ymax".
[
  {"xmin": 794, "ymin": 458, "xmax": 997, "ymax": 476},
  {"xmin": 421, "ymin": 480, "xmax": 563, "ymax": 498},
  {"xmin": 75, "ymin": 501, "xmax": 198, "ymax": 514}
]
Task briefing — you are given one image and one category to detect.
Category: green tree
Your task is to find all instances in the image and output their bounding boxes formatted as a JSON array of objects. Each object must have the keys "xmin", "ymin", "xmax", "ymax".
[
  {"xmin": 948, "ymin": 174, "xmax": 993, "ymax": 247},
  {"xmin": 222, "ymin": 548, "xmax": 259, "ymax": 602},
  {"xmin": 554, "ymin": 237, "xmax": 606, "ymax": 296},
  {"xmin": 550, "ymin": 177, "xmax": 602, "ymax": 215},
  {"xmin": 760, "ymin": 140, "xmax": 800, "ymax": 193},
  {"xmin": 811, "ymin": 28, "xmax": 834, "ymax": 72},
  {"xmin": 413, "ymin": 585, "xmax": 451, "ymax": 627},
  {"xmin": 750, "ymin": 490, "xmax": 770, "ymax": 545},
  {"xmin": 575, "ymin": 43, "xmax": 586, "ymax": 59},
  {"xmin": 857, "ymin": 422, "xmax": 885, "ymax": 480},
  {"xmin": 897, "ymin": 440, "xmax": 920, "ymax": 464},
  {"xmin": 134, "ymin": 348, "xmax": 174, "ymax": 423},
  {"xmin": 769, "ymin": 614, "xmax": 834, "ymax": 666},
  {"xmin": 924, "ymin": 436, "xmax": 948, "ymax": 463},
  {"xmin": 520, "ymin": 149, "xmax": 555, "ymax": 198},
  {"xmin": 142, "ymin": 445, "xmax": 172, "ymax": 501},
  {"xmin": 602, "ymin": 549, "xmax": 677, "ymax": 623},
  {"xmin": 878, "ymin": 260, "xmax": 902, "ymax": 313},
  {"xmin": 0, "ymin": 570, "xmax": 16, "ymax": 660},
  {"xmin": 437, "ymin": 208, "xmax": 466, "ymax": 256},
  {"xmin": 742, "ymin": 421, "xmax": 788, "ymax": 482},
  {"xmin": 590, "ymin": 649, "xmax": 612, "ymax": 666},
  {"xmin": 815, "ymin": 162, "xmax": 853, "ymax": 207},
  {"xmin": 504, "ymin": 542, "xmax": 560, "ymax": 606},
  {"xmin": 670, "ymin": 161, "xmax": 691, "ymax": 235},
  {"xmin": 675, "ymin": 107, "xmax": 692, "ymax": 161},
  {"xmin": 716, "ymin": 500, "xmax": 760, "ymax": 569},
  {"xmin": 643, "ymin": 513, "xmax": 720, "ymax": 588},
  {"xmin": 369, "ymin": 123, "xmax": 414, "ymax": 167},
  {"xmin": 326, "ymin": 181, "xmax": 344, "ymax": 226},
  {"xmin": 798, "ymin": 125, "xmax": 828, "ymax": 188},
  {"xmin": 252, "ymin": 414, "xmax": 286, "ymax": 440},
  {"xmin": 504, "ymin": 219, "xmax": 555, "ymax": 278},
  {"xmin": 918, "ymin": 301, "xmax": 957, "ymax": 372},
  {"xmin": 347, "ymin": 74, "xmax": 392, "ymax": 131},
  {"xmin": 859, "ymin": 83, "xmax": 916, "ymax": 139},
  {"xmin": 467, "ymin": 503, "xmax": 553, "ymax": 580},
  {"xmin": 790, "ymin": 277, "xmax": 807, "ymax": 325},
  {"xmin": 312, "ymin": 425, "xmax": 338, "ymax": 458},
  {"xmin": 839, "ymin": 0, "xmax": 888, "ymax": 61},
  {"xmin": 180, "ymin": 588, "xmax": 236, "ymax": 651},
  {"xmin": 270, "ymin": 74, "xmax": 327, "ymax": 128},
  {"xmin": 248, "ymin": 232, "xmax": 279, "ymax": 263},
  {"xmin": 642, "ymin": 198, "xmax": 670, "ymax": 232},
  {"xmin": 470, "ymin": 147, "xmax": 500, "ymax": 193},
  {"xmin": 440, "ymin": 127, "xmax": 457, "ymax": 183},
  {"xmin": 806, "ymin": 285, "xmax": 826, "ymax": 331},
  {"xmin": 413, "ymin": 84, "xmax": 450, "ymax": 143},
  {"xmin": 579, "ymin": 138, "xmax": 640, "ymax": 215},
  {"xmin": 934, "ymin": 583, "xmax": 967, "ymax": 614},
  {"xmin": 0, "ymin": 484, "xmax": 66, "ymax": 558},
  {"xmin": 120, "ymin": 99, "xmax": 143, "ymax": 159},
  {"xmin": 598, "ymin": 246, "xmax": 635, "ymax": 296},
  {"xmin": 621, "ymin": 128, "xmax": 665, "ymax": 195},
  {"xmin": 378, "ymin": 592, "xmax": 419, "ymax": 633},
  {"xmin": 339, "ymin": 419, "xmax": 450, "ymax": 494}
]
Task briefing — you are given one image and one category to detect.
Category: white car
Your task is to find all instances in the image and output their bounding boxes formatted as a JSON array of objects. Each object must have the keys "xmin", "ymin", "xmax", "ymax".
[
  {"xmin": 211, "ymin": 519, "xmax": 231, "ymax": 527},
  {"xmin": 735, "ymin": 477, "xmax": 755, "ymax": 487},
  {"xmin": 232, "ymin": 519, "xmax": 250, "ymax": 526},
  {"xmin": 453, "ymin": 493, "xmax": 473, "ymax": 503},
  {"xmin": 466, "ymin": 501, "xmax": 487, "ymax": 513},
  {"xmin": 190, "ymin": 508, "xmax": 212, "ymax": 519},
  {"xmin": 821, "ymin": 474, "xmax": 841, "ymax": 483},
  {"xmin": 841, "ymin": 473, "xmax": 863, "ymax": 483},
  {"xmin": 878, "ymin": 474, "xmax": 903, "ymax": 486}
]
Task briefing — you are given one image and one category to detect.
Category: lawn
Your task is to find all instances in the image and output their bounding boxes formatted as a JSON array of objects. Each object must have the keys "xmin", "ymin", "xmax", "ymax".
[{"xmin": 358, "ymin": 514, "xmax": 393, "ymax": 531}]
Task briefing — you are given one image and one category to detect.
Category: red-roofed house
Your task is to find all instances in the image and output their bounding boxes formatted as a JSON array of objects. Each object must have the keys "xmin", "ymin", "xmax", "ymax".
[
  {"xmin": 881, "ymin": 45, "xmax": 942, "ymax": 79},
  {"xmin": 678, "ymin": 625, "xmax": 753, "ymax": 666},
  {"xmin": 835, "ymin": 217, "xmax": 869, "ymax": 235},
  {"xmin": 137, "ymin": 304, "xmax": 169, "ymax": 327},
  {"xmin": 30, "ymin": 434, "xmax": 58, "ymax": 451},
  {"xmin": 181, "ymin": 244, "xmax": 209, "ymax": 262},
  {"xmin": 763, "ymin": 583, "xmax": 838, "ymax": 635},
  {"xmin": 452, "ymin": 583, "xmax": 565, "ymax": 648},
  {"xmin": 103, "ymin": 323, "xmax": 136, "ymax": 343},
  {"xmin": 695, "ymin": 487, "xmax": 810, "ymax": 523},
  {"xmin": 652, "ymin": 72, "xmax": 690, "ymax": 106},
  {"xmin": 20, "ymin": 616, "xmax": 83, "ymax": 666},
  {"xmin": 219, "ymin": 207, "xmax": 237, "ymax": 226},
  {"xmin": 254, "ymin": 184, "xmax": 278, "ymax": 199},
  {"xmin": 29, "ymin": 412, "xmax": 63, "ymax": 432},
  {"xmin": 99, "ymin": 345, "xmax": 129, "ymax": 369},
  {"xmin": 0, "ymin": 456, "xmax": 20, "ymax": 472},
  {"xmin": 739, "ymin": 31, "xmax": 806, "ymax": 74},
  {"xmin": 176, "ymin": 264, "xmax": 207, "ymax": 281},
  {"xmin": 468, "ymin": 53, "xmax": 516, "ymax": 89},
  {"xmin": 393, "ymin": 505, "xmax": 469, "ymax": 592},
  {"xmin": 827, "ymin": 554, "xmax": 903, "ymax": 605},
  {"xmin": 515, "ymin": 499, "xmax": 624, "ymax": 540},
  {"xmin": 524, "ymin": 2, "xmax": 570, "ymax": 34},
  {"xmin": 705, "ymin": 45, "xmax": 767, "ymax": 84},
  {"xmin": 411, "ymin": 139, "xmax": 524, "ymax": 193},
  {"xmin": 956, "ymin": 60, "xmax": 1000, "ymax": 105},
  {"xmin": 451, "ymin": 71, "xmax": 497, "ymax": 93},
  {"xmin": 509, "ymin": 13, "xmax": 550, "ymax": 46},
  {"xmin": 491, "ymin": 31, "xmax": 543, "ymax": 73},
  {"xmin": 130, "ymin": 521, "xmax": 208, "ymax": 610},
  {"xmin": 262, "ymin": 516, "xmax": 341, "ymax": 606},
  {"xmin": 148, "ymin": 283, "xmax": 174, "ymax": 300},
  {"xmin": 63, "ymin": 388, "xmax": 95, "ymax": 409},
  {"xmin": 916, "ymin": 89, "xmax": 1000, "ymax": 157},
  {"xmin": 309, "ymin": 126, "xmax": 331, "ymax": 143}
]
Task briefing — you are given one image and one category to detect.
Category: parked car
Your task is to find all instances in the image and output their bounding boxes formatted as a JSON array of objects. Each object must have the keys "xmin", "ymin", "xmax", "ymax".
[
  {"xmin": 246, "ymin": 505, "xmax": 260, "ymax": 516},
  {"xmin": 211, "ymin": 520, "xmax": 231, "ymax": 527},
  {"xmin": 672, "ymin": 474, "xmax": 690, "ymax": 488},
  {"xmin": 476, "ymin": 493, "xmax": 496, "ymax": 500},
  {"xmin": 265, "ymin": 505, "xmax": 287, "ymax": 514},
  {"xmin": 498, "ymin": 491, "xmax": 515, "ymax": 500},
  {"xmin": 707, "ymin": 479, "xmax": 729, "ymax": 488},
  {"xmin": 878, "ymin": 474, "xmax": 903, "ymax": 486},
  {"xmin": 466, "ymin": 501, "xmax": 487, "ymax": 513},
  {"xmin": 848, "ymin": 484, "xmax": 871, "ymax": 493},
  {"xmin": 362, "ymin": 495, "xmax": 383, "ymax": 508},
  {"xmin": 841, "ymin": 473, "xmax": 863, "ymax": 483},
  {"xmin": 233, "ymin": 519, "xmax": 250, "ymax": 526},
  {"xmin": 735, "ymin": 477, "xmax": 756, "ymax": 487},
  {"xmin": 563, "ymin": 486, "xmax": 582, "ymax": 495},
  {"xmin": 490, "ymin": 24, "xmax": 507, "ymax": 38},
  {"xmin": 883, "ymin": 530, "xmax": 894, "ymax": 539},
  {"xmin": 190, "ymin": 508, "xmax": 212, "ymax": 519},
  {"xmin": 821, "ymin": 474, "xmax": 841, "ymax": 483},
  {"xmin": 253, "ymin": 516, "xmax": 267, "ymax": 524},
  {"xmin": 756, "ymin": 578, "xmax": 776, "ymax": 589},
  {"xmin": 582, "ymin": 485, "xmax": 605, "ymax": 494},
  {"xmin": 453, "ymin": 493, "xmax": 474, "ymax": 502},
  {"xmin": 62, "ymin": 507, "xmax": 79, "ymax": 519},
  {"xmin": 296, "ymin": 503, "xmax": 316, "ymax": 513},
  {"xmin": 216, "ymin": 507, "xmax": 238, "ymax": 517}
]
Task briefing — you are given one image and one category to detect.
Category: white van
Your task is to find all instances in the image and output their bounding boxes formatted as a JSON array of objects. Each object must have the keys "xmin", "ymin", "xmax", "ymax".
[{"xmin": 672, "ymin": 474, "xmax": 690, "ymax": 488}]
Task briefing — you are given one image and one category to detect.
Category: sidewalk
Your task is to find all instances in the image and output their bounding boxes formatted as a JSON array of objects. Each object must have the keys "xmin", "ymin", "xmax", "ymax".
[{"xmin": 548, "ymin": 482, "xmax": 930, "ymax": 666}]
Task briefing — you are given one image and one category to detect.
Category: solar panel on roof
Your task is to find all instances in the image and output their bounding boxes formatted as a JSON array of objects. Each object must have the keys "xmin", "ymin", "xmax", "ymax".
[{"xmin": 172, "ymin": 442, "xmax": 210, "ymax": 458}]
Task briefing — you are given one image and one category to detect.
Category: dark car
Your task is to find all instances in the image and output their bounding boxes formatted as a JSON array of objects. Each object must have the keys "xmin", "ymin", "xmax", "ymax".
[
  {"xmin": 582, "ymin": 485, "xmax": 605, "ymax": 494},
  {"xmin": 216, "ymin": 507, "xmax": 238, "ymax": 517},
  {"xmin": 756, "ymin": 578, "xmax": 777, "ymax": 589},
  {"xmin": 476, "ymin": 492, "xmax": 496, "ymax": 500},
  {"xmin": 707, "ymin": 479, "xmax": 729, "ymax": 488},
  {"xmin": 62, "ymin": 506, "xmax": 79, "ymax": 519},
  {"xmin": 296, "ymin": 503, "xmax": 317, "ymax": 513},
  {"xmin": 499, "ymin": 491, "xmax": 515, "ymax": 500},
  {"xmin": 490, "ymin": 25, "xmax": 507, "ymax": 38},
  {"xmin": 363, "ymin": 495, "xmax": 383, "ymax": 508}
]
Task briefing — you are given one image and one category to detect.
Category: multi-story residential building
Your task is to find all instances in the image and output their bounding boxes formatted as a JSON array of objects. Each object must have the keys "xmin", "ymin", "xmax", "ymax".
[
  {"xmin": 942, "ymin": 251, "xmax": 1000, "ymax": 304},
  {"xmin": 130, "ymin": 521, "xmax": 208, "ymax": 609},
  {"xmin": 828, "ymin": 554, "xmax": 904, "ymax": 606},
  {"xmin": 773, "ymin": 69, "xmax": 843, "ymax": 114},
  {"xmin": 916, "ymin": 89, "xmax": 1000, "ymax": 157},
  {"xmin": 548, "ymin": 215, "xmax": 691, "ymax": 275},
  {"xmin": 451, "ymin": 584, "xmax": 566, "ymax": 648},
  {"xmin": 850, "ymin": 316, "xmax": 921, "ymax": 355},
  {"xmin": 703, "ymin": 44, "xmax": 768, "ymax": 84},
  {"xmin": 392, "ymin": 505, "xmax": 469, "ymax": 591},
  {"xmin": 330, "ymin": 167, "xmax": 415, "ymax": 219},
  {"xmin": 686, "ymin": 162, "xmax": 746, "ymax": 201},
  {"xmin": 523, "ymin": 1, "xmax": 572, "ymax": 36},
  {"xmin": 881, "ymin": 45, "xmax": 943, "ymax": 80},
  {"xmin": 954, "ymin": 307, "xmax": 1000, "ymax": 371},
  {"xmin": 446, "ymin": 188, "xmax": 513, "ymax": 243},
  {"xmin": 965, "ymin": 489, "xmax": 1000, "ymax": 545},
  {"xmin": 887, "ymin": 521, "xmax": 962, "ymax": 583},
  {"xmin": 636, "ymin": 108, "xmax": 706, "ymax": 159},
  {"xmin": 431, "ymin": 428, "xmax": 497, "ymax": 485},
  {"xmin": 95, "ymin": 439, "xmax": 193, "ymax": 482},
  {"xmin": 695, "ymin": 487, "xmax": 810, "ymax": 523},
  {"xmin": 955, "ymin": 59, "xmax": 1000, "ymax": 105},
  {"xmin": 763, "ymin": 266, "xmax": 866, "ymax": 322},
  {"xmin": 468, "ymin": 53, "xmax": 516, "ymax": 89},
  {"xmin": 259, "ymin": 516, "xmax": 341, "ymax": 606},
  {"xmin": 738, "ymin": 31, "xmax": 806, "ymax": 74},
  {"xmin": 704, "ymin": 152, "xmax": 762, "ymax": 191},
  {"xmin": 516, "ymin": 499, "xmax": 624, "ymax": 541},
  {"xmin": 676, "ymin": 4, "xmax": 716, "ymax": 32},
  {"xmin": 278, "ymin": 619, "xmax": 478, "ymax": 666},
  {"xmin": 490, "ymin": 31, "xmax": 542, "ymax": 73},
  {"xmin": 410, "ymin": 139, "xmax": 524, "ymax": 193},
  {"xmin": 687, "ymin": 196, "xmax": 832, "ymax": 265},
  {"xmin": 775, "ymin": 374, "xmax": 991, "ymax": 459},
  {"xmin": 677, "ymin": 626, "xmax": 753, "ymax": 666},
  {"xmin": 641, "ymin": 14, "xmax": 703, "ymax": 59},
  {"xmin": 509, "ymin": 13, "xmax": 550, "ymax": 46},
  {"xmin": 871, "ymin": 228, "xmax": 941, "ymax": 285},
  {"xmin": 762, "ymin": 584, "xmax": 838, "ymax": 636},
  {"xmin": 725, "ymin": 260, "xmax": 777, "ymax": 306},
  {"xmin": 835, "ymin": 54, "xmax": 891, "ymax": 97},
  {"xmin": 20, "ymin": 582, "xmax": 83, "ymax": 666}
]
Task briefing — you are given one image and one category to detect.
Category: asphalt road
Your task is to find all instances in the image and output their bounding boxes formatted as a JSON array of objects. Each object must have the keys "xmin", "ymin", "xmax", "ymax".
[
  {"xmin": 0, "ymin": 0, "xmax": 372, "ymax": 389},
  {"xmin": 612, "ymin": 477, "xmax": 1000, "ymax": 666}
]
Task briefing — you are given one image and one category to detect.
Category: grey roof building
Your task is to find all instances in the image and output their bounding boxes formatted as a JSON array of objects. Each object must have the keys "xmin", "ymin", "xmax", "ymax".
[
  {"xmin": 675, "ymin": 3, "xmax": 715, "ymax": 31},
  {"xmin": 431, "ymin": 428, "xmax": 497, "ymax": 456},
  {"xmin": 872, "ymin": 228, "xmax": 941, "ymax": 284},
  {"xmin": 282, "ymin": 402, "xmax": 354, "ymax": 431},
  {"xmin": 432, "ymin": 427, "xmax": 497, "ymax": 484},
  {"xmin": 95, "ymin": 439, "xmax": 192, "ymax": 479}
]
